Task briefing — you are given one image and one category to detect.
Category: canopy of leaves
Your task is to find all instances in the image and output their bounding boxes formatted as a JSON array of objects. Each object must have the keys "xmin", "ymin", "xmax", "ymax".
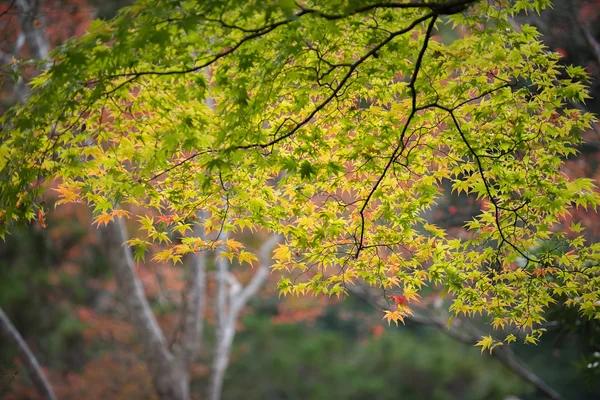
[{"xmin": 1, "ymin": 0, "xmax": 599, "ymax": 343}]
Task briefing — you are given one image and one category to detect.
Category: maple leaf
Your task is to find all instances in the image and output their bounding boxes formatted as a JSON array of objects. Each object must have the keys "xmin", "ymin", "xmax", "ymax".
[
  {"xmin": 111, "ymin": 209, "xmax": 131, "ymax": 219},
  {"xmin": 238, "ymin": 250, "xmax": 259, "ymax": 265},
  {"xmin": 157, "ymin": 214, "xmax": 175, "ymax": 226},
  {"xmin": 532, "ymin": 268, "xmax": 547, "ymax": 278},
  {"xmin": 401, "ymin": 286, "xmax": 421, "ymax": 303},
  {"xmin": 54, "ymin": 184, "xmax": 81, "ymax": 205},
  {"xmin": 388, "ymin": 294, "xmax": 408, "ymax": 307},
  {"xmin": 94, "ymin": 212, "xmax": 114, "ymax": 227},
  {"xmin": 38, "ymin": 209, "xmax": 47, "ymax": 228},
  {"xmin": 382, "ymin": 310, "xmax": 405, "ymax": 326},
  {"xmin": 152, "ymin": 248, "xmax": 182, "ymax": 264},
  {"xmin": 475, "ymin": 335, "xmax": 503, "ymax": 354},
  {"xmin": 273, "ymin": 244, "xmax": 292, "ymax": 262},
  {"xmin": 220, "ymin": 251, "xmax": 235, "ymax": 263},
  {"xmin": 1, "ymin": 0, "xmax": 598, "ymax": 348},
  {"xmin": 225, "ymin": 238, "xmax": 244, "ymax": 253}
]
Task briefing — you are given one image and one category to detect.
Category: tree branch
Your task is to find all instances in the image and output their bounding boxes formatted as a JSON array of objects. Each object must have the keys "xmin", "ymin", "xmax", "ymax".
[
  {"xmin": 234, "ymin": 12, "xmax": 436, "ymax": 152},
  {"xmin": 356, "ymin": 14, "xmax": 437, "ymax": 258},
  {"xmin": 99, "ymin": 0, "xmax": 477, "ymax": 84},
  {"xmin": 347, "ymin": 284, "xmax": 563, "ymax": 400},
  {"xmin": 0, "ymin": 308, "xmax": 56, "ymax": 400}
]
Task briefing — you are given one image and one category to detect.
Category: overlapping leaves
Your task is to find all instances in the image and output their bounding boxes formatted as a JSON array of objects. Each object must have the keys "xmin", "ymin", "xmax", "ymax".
[{"xmin": 0, "ymin": 0, "xmax": 598, "ymax": 342}]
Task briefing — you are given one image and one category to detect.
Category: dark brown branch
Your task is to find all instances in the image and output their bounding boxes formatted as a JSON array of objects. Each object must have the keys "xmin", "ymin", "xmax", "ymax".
[
  {"xmin": 355, "ymin": 14, "xmax": 438, "ymax": 258},
  {"xmin": 233, "ymin": 12, "xmax": 436, "ymax": 152},
  {"xmin": 298, "ymin": 0, "xmax": 475, "ymax": 18},
  {"xmin": 99, "ymin": 0, "xmax": 478, "ymax": 94},
  {"xmin": 145, "ymin": 150, "xmax": 212, "ymax": 183},
  {"xmin": 433, "ymin": 103, "xmax": 539, "ymax": 264},
  {"xmin": 0, "ymin": 0, "xmax": 17, "ymax": 19}
]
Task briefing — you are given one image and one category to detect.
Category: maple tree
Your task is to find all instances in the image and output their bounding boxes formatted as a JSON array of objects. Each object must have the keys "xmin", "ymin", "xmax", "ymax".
[
  {"xmin": 1, "ymin": 0, "xmax": 600, "ymax": 362},
  {"xmin": 1, "ymin": 4, "xmax": 340, "ymax": 400}
]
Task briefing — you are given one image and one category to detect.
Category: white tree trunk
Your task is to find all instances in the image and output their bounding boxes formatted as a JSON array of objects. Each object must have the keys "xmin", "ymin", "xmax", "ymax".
[
  {"xmin": 97, "ymin": 219, "xmax": 189, "ymax": 400},
  {"xmin": 208, "ymin": 235, "xmax": 279, "ymax": 400},
  {"xmin": 0, "ymin": 308, "xmax": 56, "ymax": 400},
  {"xmin": 16, "ymin": 0, "xmax": 50, "ymax": 64},
  {"xmin": 181, "ymin": 220, "xmax": 208, "ymax": 366}
]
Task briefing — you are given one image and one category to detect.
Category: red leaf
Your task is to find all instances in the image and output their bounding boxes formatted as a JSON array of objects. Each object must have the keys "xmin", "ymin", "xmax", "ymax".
[
  {"xmin": 388, "ymin": 295, "xmax": 408, "ymax": 307},
  {"xmin": 157, "ymin": 215, "xmax": 175, "ymax": 226},
  {"xmin": 554, "ymin": 48, "xmax": 568, "ymax": 58}
]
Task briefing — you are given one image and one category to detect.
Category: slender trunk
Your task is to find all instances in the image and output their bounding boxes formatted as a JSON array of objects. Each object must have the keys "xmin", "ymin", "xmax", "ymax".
[
  {"xmin": 208, "ymin": 235, "xmax": 279, "ymax": 400},
  {"xmin": 11, "ymin": 0, "xmax": 50, "ymax": 102},
  {"xmin": 0, "ymin": 308, "xmax": 56, "ymax": 400},
  {"xmin": 0, "ymin": 3, "xmax": 55, "ymax": 399},
  {"xmin": 208, "ymin": 230, "xmax": 229, "ymax": 400},
  {"xmin": 181, "ymin": 220, "xmax": 207, "ymax": 366},
  {"xmin": 208, "ymin": 316, "xmax": 236, "ymax": 400},
  {"xmin": 16, "ymin": 0, "xmax": 50, "ymax": 65},
  {"xmin": 97, "ymin": 218, "xmax": 189, "ymax": 400}
]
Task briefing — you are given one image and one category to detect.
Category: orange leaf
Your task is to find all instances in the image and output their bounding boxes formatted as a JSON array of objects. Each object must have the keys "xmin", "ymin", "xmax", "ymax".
[
  {"xmin": 54, "ymin": 184, "xmax": 81, "ymax": 205},
  {"xmin": 112, "ymin": 209, "xmax": 131, "ymax": 219},
  {"xmin": 94, "ymin": 212, "xmax": 114, "ymax": 227},
  {"xmin": 38, "ymin": 209, "xmax": 47, "ymax": 228}
]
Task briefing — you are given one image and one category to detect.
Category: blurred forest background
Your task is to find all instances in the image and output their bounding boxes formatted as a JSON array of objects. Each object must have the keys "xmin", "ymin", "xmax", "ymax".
[{"xmin": 1, "ymin": 0, "xmax": 600, "ymax": 399}]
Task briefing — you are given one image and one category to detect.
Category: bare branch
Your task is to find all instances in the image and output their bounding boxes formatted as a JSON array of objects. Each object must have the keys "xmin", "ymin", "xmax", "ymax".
[
  {"xmin": 347, "ymin": 284, "xmax": 563, "ymax": 400},
  {"xmin": 0, "ymin": 308, "xmax": 56, "ymax": 400}
]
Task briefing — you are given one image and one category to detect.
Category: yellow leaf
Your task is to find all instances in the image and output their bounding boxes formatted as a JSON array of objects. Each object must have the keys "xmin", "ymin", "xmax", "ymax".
[
  {"xmin": 475, "ymin": 335, "xmax": 493, "ymax": 353},
  {"xmin": 225, "ymin": 238, "xmax": 244, "ymax": 253},
  {"xmin": 504, "ymin": 334, "xmax": 517, "ymax": 344},
  {"xmin": 382, "ymin": 310, "xmax": 406, "ymax": 326},
  {"xmin": 273, "ymin": 244, "xmax": 292, "ymax": 262},
  {"xmin": 475, "ymin": 335, "xmax": 502, "ymax": 354},
  {"xmin": 238, "ymin": 250, "xmax": 259, "ymax": 266},
  {"xmin": 220, "ymin": 251, "xmax": 235, "ymax": 263},
  {"xmin": 402, "ymin": 286, "xmax": 421, "ymax": 302},
  {"xmin": 492, "ymin": 318, "xmax": 506, "ymax": 330},
  {"xmin": 153, "ymin": 249, "xmax": 174, "ymax": 262}
]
